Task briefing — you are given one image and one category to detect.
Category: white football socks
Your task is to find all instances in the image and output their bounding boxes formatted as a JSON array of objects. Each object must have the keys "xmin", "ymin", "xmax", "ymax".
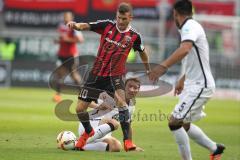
[
  {"xmin": 87, "ymin": 123, "xmax": 112, "ymax": 143},
  {"xmin": 187, "ymin": 124, "xmax": 217, "ymax": 153},
  {"xmin": 172, "ymin": 127, "xmax": 192, "ymax": 160},
  {"xmin": 83, "ymin": 142, "xmax": 108, "ymax": 151}
]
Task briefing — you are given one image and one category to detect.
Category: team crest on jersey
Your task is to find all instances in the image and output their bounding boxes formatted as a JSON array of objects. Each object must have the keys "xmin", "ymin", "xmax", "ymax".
[
  {"xmin": 125, "ymin": 36, "xmax": 131, "ymax": 43},
  {"xmin": 121, "ymin": 35, "xmax": 131, "ymax": 48}
]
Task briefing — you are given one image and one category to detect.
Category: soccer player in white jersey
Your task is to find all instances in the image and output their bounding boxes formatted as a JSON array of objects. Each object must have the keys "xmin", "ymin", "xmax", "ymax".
[
  {"xmin": 78, "ymin": 78, "xmax": 144, "ymax": 152},
  {"xmin": 149, "ymin": 1, "xmax": 225, "ymax": 160}
]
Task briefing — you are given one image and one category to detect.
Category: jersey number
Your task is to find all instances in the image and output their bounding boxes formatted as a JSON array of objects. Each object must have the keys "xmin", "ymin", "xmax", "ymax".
[
  {"xmin": 179, "ymin": 102, "xmax": 186, "ymax": 112},
  {"xmin": 80, "ymin": 89, "xmax": 88, "ymax": 99}
]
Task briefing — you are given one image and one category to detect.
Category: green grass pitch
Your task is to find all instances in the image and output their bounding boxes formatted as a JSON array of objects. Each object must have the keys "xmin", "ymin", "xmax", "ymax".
[{"xmin": 0, "ymin": 87, "xmax": 239, "ymax": 160}]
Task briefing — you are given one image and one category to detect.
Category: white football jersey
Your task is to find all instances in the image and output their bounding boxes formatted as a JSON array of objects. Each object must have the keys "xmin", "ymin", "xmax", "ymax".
[
  {"xmin": 88, "ymin": 92, "xmax": 135, "ymax": 121},
  {"xmin": 179, "ymin": 18, "xmax": 215, "ymax": 88}
]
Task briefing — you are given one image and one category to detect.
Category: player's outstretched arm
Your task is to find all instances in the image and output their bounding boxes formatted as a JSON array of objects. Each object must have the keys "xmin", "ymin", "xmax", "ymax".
[
  {"xmin": 67, "ymin": 21, "xmax": 90, "ymax": 31},
  {"xmin": 161, "ymin": 41, "xmax": 192, "ymax": 68},
  {"xmin": 149, "ymin": 41, "xmax": 192, "ymax": 82}
]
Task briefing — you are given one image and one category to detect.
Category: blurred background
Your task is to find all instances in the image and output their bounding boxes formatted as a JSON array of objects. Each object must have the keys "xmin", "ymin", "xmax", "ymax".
[{"xmin": 0, "ymin": 0, "xmax": 239, "ymax": 99}]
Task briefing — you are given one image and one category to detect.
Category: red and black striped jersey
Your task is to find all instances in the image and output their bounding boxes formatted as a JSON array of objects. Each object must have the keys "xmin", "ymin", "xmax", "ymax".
[
  {"xmin": 89, "ymin": 19, "xmax": 145, "ymax": 76},
  {"xmin": 57, "ymin": 23, "xmax": 79, "ymax": 57}
]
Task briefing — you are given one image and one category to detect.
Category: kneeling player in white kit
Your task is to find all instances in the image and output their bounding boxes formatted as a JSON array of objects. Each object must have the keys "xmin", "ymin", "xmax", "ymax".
[{"xmin": 78, "ymin": 78, "xmax": 144, "ymax": 152}]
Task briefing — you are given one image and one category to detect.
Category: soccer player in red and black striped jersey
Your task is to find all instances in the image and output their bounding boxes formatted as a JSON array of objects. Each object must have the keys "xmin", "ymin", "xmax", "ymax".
[
  {"xmin": 53, "ymin": 12, "xmax": 84, "ymax": 103},
  {"xmin": 67, "ymin": 2, "xmax": 151, "ymax": 151}
]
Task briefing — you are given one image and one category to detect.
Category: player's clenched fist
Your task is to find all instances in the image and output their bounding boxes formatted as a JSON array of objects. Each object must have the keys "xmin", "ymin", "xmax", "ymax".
[
  {"xmin": 149, "ymin": 64, "xmax": 168, "ymax": 83},
  {"xmin": 66, "ymin": 22, "xmax": 90, "ymax": 31},
  {"xmin": 66, "ymin": 21, "xmax": 77, "ymax": 29}
]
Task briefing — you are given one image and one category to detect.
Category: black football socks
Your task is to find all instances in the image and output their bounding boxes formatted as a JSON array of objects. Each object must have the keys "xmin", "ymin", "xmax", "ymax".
[
  {"xmin": 77, "ymin": 111, "xmax": 93, "ymax": 134},
  {"xmin": 118, "ymin": 107, "xmax": 130, "ymax": 140}
]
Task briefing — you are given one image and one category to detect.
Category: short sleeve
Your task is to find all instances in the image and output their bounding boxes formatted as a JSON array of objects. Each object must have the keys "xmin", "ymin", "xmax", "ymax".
[
  {"xmin": 133, "ymin": 34, "xmax": 145, "ymax": 52},
  {"xmin": 89, "ymin": 19, "xmax": 113, "ymax": 34},
  {"xmin": 181, "ymin": 23, "xmax": 198, "ymax": 42}
]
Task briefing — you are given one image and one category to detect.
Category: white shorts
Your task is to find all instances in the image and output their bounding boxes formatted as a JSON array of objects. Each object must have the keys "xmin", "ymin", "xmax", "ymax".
[
  {"xmin": 78, "ymin": 120, "xmax": 112, "ymax": 142},
  {"xmin": 172, "ymin": 86, "xmax": 214, "ymax": 123}
]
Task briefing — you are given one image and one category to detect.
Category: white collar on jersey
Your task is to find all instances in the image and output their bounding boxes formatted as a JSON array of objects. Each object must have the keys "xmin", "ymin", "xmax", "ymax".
[{"xmin": 116, "ymin": 24, "xmax": 132, "ymax": 33}]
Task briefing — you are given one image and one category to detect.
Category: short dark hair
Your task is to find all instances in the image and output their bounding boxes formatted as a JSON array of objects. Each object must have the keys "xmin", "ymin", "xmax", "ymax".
[
  {"xmin": 125, "ymin": 77, "xmax": 141, "ymax": 88},
  {"xmin": 174, "ymin": 0, "xmax": 193, "ymax": 16},
  {"xmin": 117, "ymin": 2, "xmax": 133, "ymax": 15}
]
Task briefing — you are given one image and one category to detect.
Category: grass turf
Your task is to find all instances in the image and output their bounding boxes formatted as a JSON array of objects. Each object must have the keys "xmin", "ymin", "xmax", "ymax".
[{"xmin": 0, "ymin": 87, "xmax": 239, "ymax": 160}]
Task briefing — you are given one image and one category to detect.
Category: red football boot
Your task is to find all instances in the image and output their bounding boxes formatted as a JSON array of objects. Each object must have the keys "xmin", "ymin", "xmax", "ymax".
[
  {"xmin": 124, "ymin": 139, "xmax": 136, "ymax": 152},
  {"xmin": 75, "ymin": 130, "xmax": 95, "ymax": 150}
]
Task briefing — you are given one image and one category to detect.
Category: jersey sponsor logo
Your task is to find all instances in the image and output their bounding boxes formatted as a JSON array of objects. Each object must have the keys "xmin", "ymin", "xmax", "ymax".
[
  {"xmin": 105, "ymin": 37, "xmax": 127, "ymax": 48},
  {"xmin": 182, "ymin": 28, "xmax": 190, "ymax": 34}
]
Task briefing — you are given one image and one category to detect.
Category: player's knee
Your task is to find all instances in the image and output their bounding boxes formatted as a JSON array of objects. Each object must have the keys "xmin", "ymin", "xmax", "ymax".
[
  {"xmin": 76, "ymin": 100, "xmax": 88, "ymax": 113},
  {"xmin": 168, "ymin": 115, "xmax": 183, "ymax": 131},
  {"xmin": 76, "ymin": 106, "xmax": 84, "ymax": 113},
  {"xmin": 183, "ymin": 123, "xmax": 191, "ymax": 131},
  {"xmin": 109, "ymin": 139, "xmax": 122, "ymax": 152},
  {"xmin": 168, "ymin": 123, "xmax": 182, "ymax": 131}
]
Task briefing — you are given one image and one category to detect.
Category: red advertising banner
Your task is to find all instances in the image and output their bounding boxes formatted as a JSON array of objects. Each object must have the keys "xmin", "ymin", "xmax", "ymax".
[
  {"xmin": 193, "ymin": 1, "xmax": 235, "ymax": 16},
  {"xmin": 92, "ymin": 0, "xmax": 118, "ymax": 11},
  {"xmin": 4, "ymin": 0, "xmax": 235, "ymax": 16},
  {"xmin": 4, "ymin": 0, "xmax": 88, "ymax": 15},
  {"xmin": 4, "ymin": 0, "xmax": 164, "ymax": 12},
  {"xmin": 3, "ymin": 0, "xmax": 236, "ymax": 27}
]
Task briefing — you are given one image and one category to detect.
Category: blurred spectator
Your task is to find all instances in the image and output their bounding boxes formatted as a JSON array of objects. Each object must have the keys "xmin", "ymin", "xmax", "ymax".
[
  {"xmin": 53, "ymin": 11, "xmax": 84, "ymax": 103},
  {"xmin": 0, "ymin": 38, "xmax": 16, "ymax": 61},
  {"xmin": 0, "ymin": 0, "xmax": 3, "ymax": 12}
]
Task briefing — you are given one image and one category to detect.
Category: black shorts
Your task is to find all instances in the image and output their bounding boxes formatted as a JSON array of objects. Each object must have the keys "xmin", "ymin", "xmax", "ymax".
[
  {"xmin": 57, "ymin": 56, "xmax": 78, "ymax": 72},
  {"xmin": 78, "ymin": 72, "xmax": 125, "ymax": 102}
]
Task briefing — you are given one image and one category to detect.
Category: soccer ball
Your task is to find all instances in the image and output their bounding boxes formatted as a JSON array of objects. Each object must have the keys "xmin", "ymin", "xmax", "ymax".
[{"xmin": 57, "ymin": 131, "xmax": 77, "ymax": 150}]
